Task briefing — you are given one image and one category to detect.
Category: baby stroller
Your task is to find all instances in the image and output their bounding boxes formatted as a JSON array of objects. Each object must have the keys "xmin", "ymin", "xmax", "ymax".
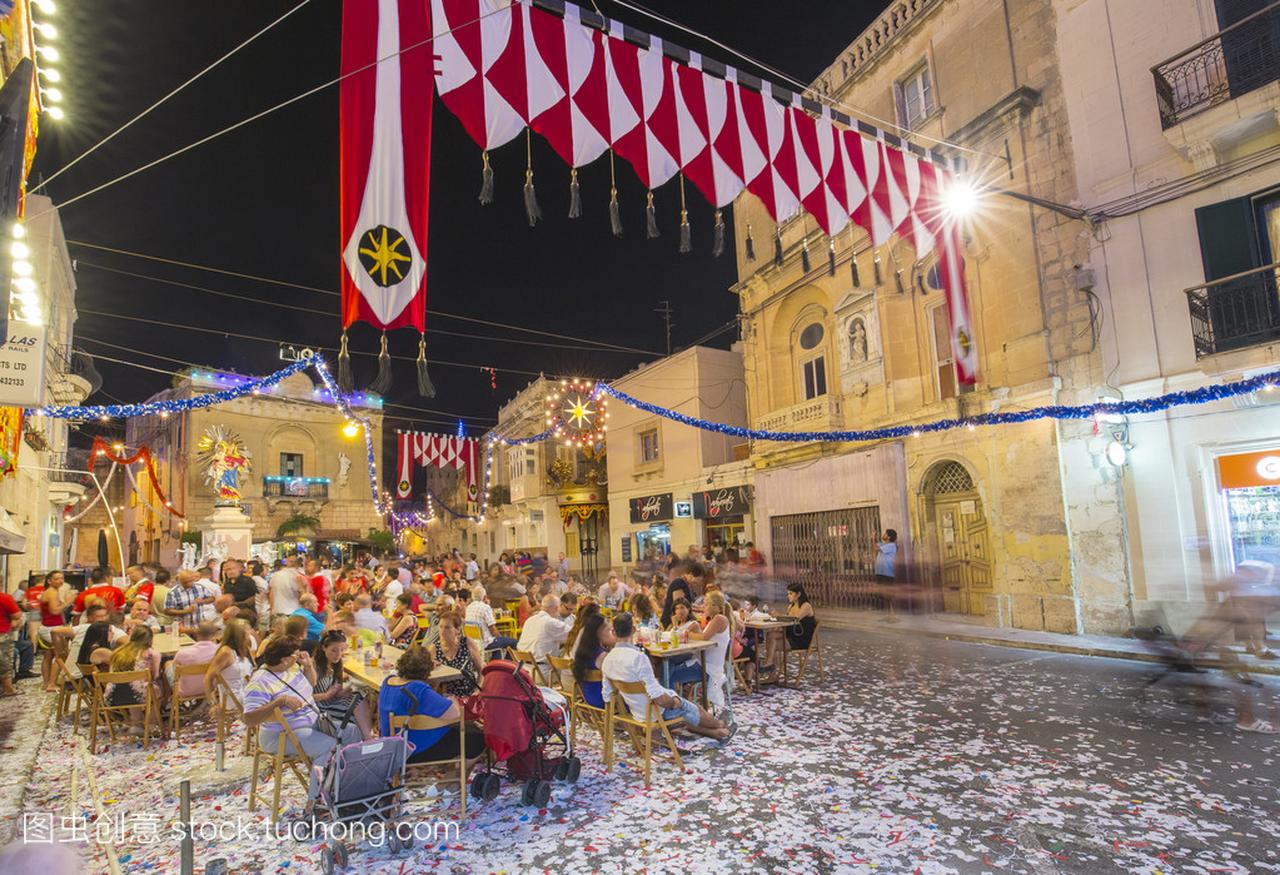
[
  {"xmin": 312, "ymin": 697, "xmax": 414, "ymax": 873},
  {"xmin": 470, "ymin": 659, "xmax": 580, "ymax": 807}
]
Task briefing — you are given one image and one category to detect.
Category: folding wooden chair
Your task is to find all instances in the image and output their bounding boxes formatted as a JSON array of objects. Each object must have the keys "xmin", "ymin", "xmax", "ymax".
[
  {"xmin": 732, "ymin": 656, "xmax": 755, "ymax": 695},
  {"xmin": 783, "ymin": 623, "xmax": 824, "ymax": 683},
  {"xmin": 604, "ymin": 678, "xmax": 684, "ymax": 788},
  {"xmin": 170, "ymin": 662, "xmax": 214, "ymax": 742},
  {"xmin": 545, "ymin": 654, "xmax": 572, "ymax": 693},
  {"xmin": 247, "ymin": 708, "xmax": 313, "ymax": 825},
  {"xmin": 90, "ymin": 670, "xmax": 160, "ymax": 753},
  {"xmin": 510, "ymin": 649, "xmax": 546, "ymax": 686},
  {"xmin": 54, "ymin": 658, "xmax": 93, "ymax": 732},
  {"xmin": 390, "ymin": 708, "xmax": 470, "ymax": 820},
  {"xmin": 566, "ymin": 668, "xmax": 607, "ymax": 752},
  {"xmin": 211, "ymin": 674, "xmax": 252, "ymax": 756}
]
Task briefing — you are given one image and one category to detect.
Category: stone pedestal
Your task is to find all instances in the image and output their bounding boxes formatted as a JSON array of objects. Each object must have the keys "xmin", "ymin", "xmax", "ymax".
[{"xmin": 202, "ymin": 504, "xmax": 254, "ymax": 563}]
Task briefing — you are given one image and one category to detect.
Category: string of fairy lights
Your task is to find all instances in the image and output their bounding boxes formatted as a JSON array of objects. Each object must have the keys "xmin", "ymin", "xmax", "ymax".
[{"xmin": 30, "ymin": 354, "xmax": 1280, "ymax": 532}]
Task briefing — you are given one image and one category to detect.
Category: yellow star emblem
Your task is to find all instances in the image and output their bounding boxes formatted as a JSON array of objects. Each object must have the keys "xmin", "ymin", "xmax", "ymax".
[
  {"xmin": 563, "ymin": 395, "xmax": 593, "ymax": 429},
  {"xmin": 358, "ymin": 225, "xmax": 413, "ymax": 287}
]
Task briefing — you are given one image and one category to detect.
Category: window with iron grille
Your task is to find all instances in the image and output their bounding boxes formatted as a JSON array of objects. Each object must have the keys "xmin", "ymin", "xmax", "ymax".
[{"xmin": 931, "ymin": 460, "xmax": 974, "ymax": 494}]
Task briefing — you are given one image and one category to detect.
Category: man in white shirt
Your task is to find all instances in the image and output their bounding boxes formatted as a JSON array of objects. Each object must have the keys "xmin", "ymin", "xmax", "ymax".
[
  {"xmin": 516, "ymin": 595, "xmax": 575, "ymax": 670},
  {"xmin": 464, "ymin": 553, "xmax": 479, "ymax": 582},
  {"xmin": 597, "ymin": 574, "xmax": 629, "ymax": 610},
  {"xmin": 384, "ymin": 574, "xmax": 404, "ymax": 604},
  {"xmin": 353, "ymin": 594, "xmax": 388, "ymax": 638},
  {"xmin": 465, "ymin": 585, "xmax": 517, "ymax": 654},
  {"xmin": 601, "ymin": 613, "xmax": 733, "ymax": 741},
  {"xmin": 268, "ymin": 558, "xmax": 306, "ymax": 620}
]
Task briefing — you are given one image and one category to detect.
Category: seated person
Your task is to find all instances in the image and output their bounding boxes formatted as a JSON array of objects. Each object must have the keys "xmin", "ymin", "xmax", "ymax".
[
  {"xmin": 433, "ymin": 612, "xmax": 484, "ymax": 698},
  {"xmin": 352, "ymin": 594, "xmax": 388, "ymax": 639},
  {"xmin": 378, "ymin": 645, "xmax": 485, "ymax": 762},
  {"xmin": 167, "ymin": 621, "xmax": 221, "ymax": 697},
  {"xmin": 515, "ymin": 594, "xmax": 575, "ymax": 675},
  {"xmin": 571, "ymin": 612, "xmax": 614, "ymax": 708},
  {"xmin": 290, "ymin": 593, "xmax": 325, "ymax": 641},
  {"xmin": 601, "ymin": 613, "xmax": 734, "ymax": 742},
  {"xmin": 312, "ymin": 630, "xmax": 374, "ymax": 739},
  {"xmin": 387, "ymin": 594, "xmax": 418, "ymax": 647},
  {"xmin": 123, "ymin": 599, "xmax": 161, "ymax": 633},
  {"xmin": 55, "ymin": 605, "xmax": 125, "ymax": 682},
  {"xmin": 660, "ymin": 599, "xmax": 703, "ymax": 688},
  {"xmin": 597, "ymin": 574, "xmax": 629, "ymax": 610},
  {"xmin": 465, "ymin": 586, "xmax": 517, "ymax": 654}
]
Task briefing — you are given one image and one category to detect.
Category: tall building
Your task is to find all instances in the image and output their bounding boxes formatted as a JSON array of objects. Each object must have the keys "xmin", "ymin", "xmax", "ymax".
[
  {"xmin": 1056, "ymin": 0, "xmax": 1280, "ymax": 626},
  {"xmin": 732, "ymin": 0, "xmax": 1126, "ymax": 631},
  {"xmin": 606, "ymin": 346, "xmax": 753, "ymax": 571},
  {"xmin": 121, "ymin": 369, "xmax": 385, "ymax": 567}
]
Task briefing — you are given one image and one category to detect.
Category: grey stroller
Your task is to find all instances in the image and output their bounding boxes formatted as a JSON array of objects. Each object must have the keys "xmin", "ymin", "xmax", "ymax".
[{"xmin": 314, "ymin": 734, "xmax": 414, "ymax": 873}]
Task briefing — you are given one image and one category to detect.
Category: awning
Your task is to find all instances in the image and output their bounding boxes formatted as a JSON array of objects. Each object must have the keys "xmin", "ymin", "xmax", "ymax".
[{"xmin": 0, "ymin": 506, "xmax": 27, "ymax": 555}]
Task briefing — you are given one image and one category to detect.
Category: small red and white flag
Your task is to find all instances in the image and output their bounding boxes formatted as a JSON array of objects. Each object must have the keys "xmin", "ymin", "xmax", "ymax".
[{"xmin": 340, "ymin": 0, "xmax": 433, "ymax": 331}]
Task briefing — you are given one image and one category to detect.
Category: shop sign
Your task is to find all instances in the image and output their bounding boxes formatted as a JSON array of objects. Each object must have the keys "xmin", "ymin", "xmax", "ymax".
[
  {"xmin": 629, "ymin": 492, "xmax": 673, "ymax": 523},
  {"xmin": 692, "ymin": 485, "xmax": 753, "ymax": 519},
  {"xmin": 1217, "ymin": 449, "xmax": 1280, "ymax": 489},
  {"xmin": 0, "ymin": 323, "xmax": 48, "ymax": 407}
]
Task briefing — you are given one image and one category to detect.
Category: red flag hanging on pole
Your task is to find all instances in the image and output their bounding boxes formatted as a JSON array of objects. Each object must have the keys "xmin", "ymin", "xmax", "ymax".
[{"xmin": 340, "ymin": 0, "xmax": 436, "ymax": 395}]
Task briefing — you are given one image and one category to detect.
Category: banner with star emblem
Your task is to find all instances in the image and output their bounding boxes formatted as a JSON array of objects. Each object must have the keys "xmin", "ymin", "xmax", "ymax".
[{"xmin": 339, "ymin": 0, "xmax": 431, "ymax": 332}]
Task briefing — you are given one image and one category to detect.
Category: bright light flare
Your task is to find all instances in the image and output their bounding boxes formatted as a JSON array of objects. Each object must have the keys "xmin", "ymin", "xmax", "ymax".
[
  {"xmin": 47, "ymin": 106, "xmax": 64, "ymax": 120},
  {"xmin": 942, "ymin": 177, "xmax": 981, "ymax": 219},
  {"xmin": 341, "ymin": 420, "xmax": 361, "ymax": 438}
]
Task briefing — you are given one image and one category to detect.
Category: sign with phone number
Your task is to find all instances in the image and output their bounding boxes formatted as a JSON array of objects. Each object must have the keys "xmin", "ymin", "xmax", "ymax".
[{"xmin": 0, "ymin": 324, "xmax": 49, "ymax": 407}]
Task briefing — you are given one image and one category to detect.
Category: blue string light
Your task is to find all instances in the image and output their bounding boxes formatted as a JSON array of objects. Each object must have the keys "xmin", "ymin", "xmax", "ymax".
[{"xmin": 595, "ymin": 369, "xmax": 1280, "ymax": 442}]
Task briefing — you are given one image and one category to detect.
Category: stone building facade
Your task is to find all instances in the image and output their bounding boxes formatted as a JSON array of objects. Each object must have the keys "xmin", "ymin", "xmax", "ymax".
[
  {"xmin": 121, "ymin": 370, "xmax": 385, "ymax": 567},
  {"xmin": 732, "ymin": 0, "xmax": 1128, "ymax": 632}
]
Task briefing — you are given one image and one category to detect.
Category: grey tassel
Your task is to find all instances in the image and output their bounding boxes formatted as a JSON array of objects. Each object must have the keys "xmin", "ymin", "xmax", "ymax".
[
  {"xmin": 895, "ymin": 269, "xmax": 906, "ymax": 295},
  {"xmin": 609, "ymin": 188, "xmax": 623, "ymax": 236},
  {"xmin": 773, "ymin": 229, "xmax": 783, "ymax": 266},
  {"xmin": 801, "ymin": 239, "xmax": 811, "ymax": 273},
  {"xmin": 712, "ymin": 210, "xmax": 725, "ymax": 257},
  {"xmin": 744, "ymin": 222, "xmax": 756, "ymax": 261},
  {"xmin": 416, "ymin": 334, "xmax": 436, "ymax": 398},
  {"xmin": 873, "ymin": 252, "xmax": 883, "ymax": 285},
  {"xmin": 478, "ymin": 152, "xmax": 494, "ymax": 205},
  {"xmin": 337, "ymin": 331, "xmax": 353, "ymax": 394},
  {"xmin": 370, "ymin": 332, "xmax": 392, "ymax": 395},
  {"xmin": 646, "ymin": 191, "xmax": 659, "ymax": 239},
  {"xmin": 568, "ymin": 169, "xmax": 582, "ymax": 219},
  {"xmin": 851, "ymin": 255, "xmax": 861, "ymax": 287},
  {"xmin": 523, "ymin": 168, "xmax": 542, "ymax": 227},
  {"xmin": 827, "ymin": 239, "xmax": 836, "ymax": 276},
  {"xmin": 679, "ymin": 210, "xmax": 691, "ymax": 253}
]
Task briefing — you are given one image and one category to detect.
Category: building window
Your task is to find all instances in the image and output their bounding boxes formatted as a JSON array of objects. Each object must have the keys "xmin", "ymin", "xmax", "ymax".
[
  {"xmin": 280, "ymin": 453, "xmax": 304, "ymax": 478},
  {"xmin": 929, "ymin": 305, "xmax": 973, "ymax": 400},
  {"xmin": 797, "ymin": 319, "xmax": 827, "ymax": 400},
  {"xmin": 802, "ymin": 356, "xmax": 827, "ymax": 400},
  {"xmin": 639, "ymin": 428, "xmax": 661, "ymax": 464},
  {"xmin": 897, "ymin": 62, "xmax": 934, "ymax": 130}
]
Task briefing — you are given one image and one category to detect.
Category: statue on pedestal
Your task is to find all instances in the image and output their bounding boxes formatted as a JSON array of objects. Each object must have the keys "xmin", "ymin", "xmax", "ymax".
[{"xmin": 196, "ymin": 426, "xmax": 253, "ymax": 506}]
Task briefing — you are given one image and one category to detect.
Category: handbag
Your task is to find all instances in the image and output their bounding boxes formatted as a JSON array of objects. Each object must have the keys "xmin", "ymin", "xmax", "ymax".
[{"xmin": 266, "ymin": 669, "xmax": 352, "ymax": 739}]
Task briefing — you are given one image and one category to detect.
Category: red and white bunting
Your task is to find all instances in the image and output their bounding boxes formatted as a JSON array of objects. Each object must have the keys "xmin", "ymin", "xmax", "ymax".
[
  {"xmin": 396, "ymin": 431, "xmax": 480, "ymax": 500},
  {"xmin": 431, "ymin": 0, "xmax": 976, "ymax": 384}
]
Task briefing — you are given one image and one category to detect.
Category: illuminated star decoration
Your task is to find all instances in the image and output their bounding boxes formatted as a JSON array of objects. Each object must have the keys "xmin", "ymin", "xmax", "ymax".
[
  {"xmin": 546, "ymin": 378, "xmax": 608, "ymax": 447},
  {"xmin": 358, "ymin": 225, "xmax": 412, "ymax": 286}
]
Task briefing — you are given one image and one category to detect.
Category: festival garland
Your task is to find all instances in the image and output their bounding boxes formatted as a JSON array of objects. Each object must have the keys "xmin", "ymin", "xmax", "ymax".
[{"xmin": 88, "ymin": 436, "xmax": 185, "ymax": 519}]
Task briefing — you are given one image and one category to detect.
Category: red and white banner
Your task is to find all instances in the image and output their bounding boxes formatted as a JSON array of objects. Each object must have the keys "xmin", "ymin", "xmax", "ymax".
[
  {"xmin": 340, "ymin": 0, "xmax": 432, "ymax": 331},
  {"xmin": 396, "ymin": 431, "xmax": 479, "ymax": 499},
  {"xmin": 430, "ymin": 0, "xmax": 976, "ymax": 383}
]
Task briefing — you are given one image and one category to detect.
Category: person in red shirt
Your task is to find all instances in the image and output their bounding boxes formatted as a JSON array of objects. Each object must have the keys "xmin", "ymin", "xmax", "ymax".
[
  {"xmin": 0, "ymin": 588, "xmax": 23, "ymax": 696},
  {"xmin": 124, "ymin": 565, "xmax": 154, "ymax": 603},
  {"xmin": 305, "ymin": 558, "xmax": 329, "ymax": 615},
  {"xmin": 74, "ymin": 568, "xmax": 126, "ymax": 615}
]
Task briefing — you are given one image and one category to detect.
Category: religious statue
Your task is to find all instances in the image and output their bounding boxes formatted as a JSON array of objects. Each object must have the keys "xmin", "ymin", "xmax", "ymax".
[
  {"xmin": 196, "ymin": 426, "xmax": 253, "ymax": 506},
  {"xmin": 178, "ymin": 541, "xmax": 198, "ymax": 571},
  {"xmin": 849, "ymin": 317, "xmax": 868, "ymax": 364},
  {"xmin": 337, "ymin": 452, "xmax": 351, "ymax": 488}
]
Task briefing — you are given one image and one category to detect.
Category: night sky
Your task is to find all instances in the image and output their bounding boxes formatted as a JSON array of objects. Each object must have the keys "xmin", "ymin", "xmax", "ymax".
[{"xmin": 32, "ymin": 0, "xmax": 873, "ymax": 447}]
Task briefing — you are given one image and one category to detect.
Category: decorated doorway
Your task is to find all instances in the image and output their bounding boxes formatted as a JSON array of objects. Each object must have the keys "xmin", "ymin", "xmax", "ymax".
[{"xmin": 923, "ymin": 460, "xmax": 991, "ymax": 615}]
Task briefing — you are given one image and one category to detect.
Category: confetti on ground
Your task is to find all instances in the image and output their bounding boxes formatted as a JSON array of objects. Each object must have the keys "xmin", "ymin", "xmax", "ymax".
[{"xmin": 5, "ymin": 629, "xmax": 1280, "ymax": 873}]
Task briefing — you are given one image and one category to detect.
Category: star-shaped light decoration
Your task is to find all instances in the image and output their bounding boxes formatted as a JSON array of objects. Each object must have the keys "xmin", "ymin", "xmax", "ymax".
[{"xmin": 546, "ymin": 378, "xmax": 608, "ymax": 448}]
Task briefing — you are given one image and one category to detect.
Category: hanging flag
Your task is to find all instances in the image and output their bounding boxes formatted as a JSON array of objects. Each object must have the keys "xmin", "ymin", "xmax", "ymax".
[
  {"xmin": 340, "ymin": 0, "xmax": 437, "ymax": 396},
  {"xmin": 396, "ymin": 430, "xmax": 413, "ymax": 498}
]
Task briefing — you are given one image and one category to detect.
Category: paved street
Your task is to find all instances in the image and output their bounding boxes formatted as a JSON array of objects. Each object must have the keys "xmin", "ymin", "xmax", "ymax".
[{"xmin": 7, "ymin": 626, "xmax": 1280, "ymax": 874}]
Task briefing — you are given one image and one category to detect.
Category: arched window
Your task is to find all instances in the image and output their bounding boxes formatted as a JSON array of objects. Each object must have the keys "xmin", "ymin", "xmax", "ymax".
[{"xmin": 796, "ymin": 320, "xmax": 827, "ymax": 400}]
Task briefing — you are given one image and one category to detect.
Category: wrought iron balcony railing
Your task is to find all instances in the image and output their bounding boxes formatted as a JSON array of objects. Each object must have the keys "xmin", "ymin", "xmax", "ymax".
[
  {"xmin": 1186, "ymin": 261, "xmax": 1280, "ymax": 358},
  {"xmin": 1152, "ymin": 2, "xmax": 1280, "ymax": 129},
  {"xmin": 263, "ymin": 476, "xmax": 330, "ymax": 501}
]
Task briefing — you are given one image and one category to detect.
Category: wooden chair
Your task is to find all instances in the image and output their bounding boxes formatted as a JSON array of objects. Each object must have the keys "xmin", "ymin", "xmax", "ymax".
[
  {"xmin": 170, "ymin": 662, "xmax": 214, "ymax": 742},
  {"xmin": 211, "ymin": 674, "xmax": 252, "ymax": 756},
  {"xmin": 783, "ymin": 624, "xmax": 824, "ymax": 683},
  {"xmin": 510, "ymin": 649, "xmax": 546, "ymax": 686},
  {"xmin": 732, "ymin": 656, "xmax": 755, "ymax": 695},
  {"xmin": 545, "ymin": 654, "xmax": 572, "ymax": 693},
  {"xmin": 54, "ymin": 658, "xmax": 93, "ymax": 732},
  {"xmin": 566, "ymin": 668, "xmax": 607, "ymax": 752},
  {"xmin": 247, "ymin": 708, "xmax": 313, "ymax": 825},
  {"xmin": 90, "ymin": 670, "xmax": 160, "ymax": 753},
  {"xmin": 390, "ymin": 709, "xmax": 469, "ymax": 820},
  {"xmin": 604, "ymin": 678, "xmax": 684, "ymax": 788}
]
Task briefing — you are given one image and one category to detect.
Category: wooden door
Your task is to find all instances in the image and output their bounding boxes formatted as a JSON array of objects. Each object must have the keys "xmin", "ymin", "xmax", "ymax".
[{"xmin": 934, "ymin": 494, "xmax": 990, "ymax": 615}]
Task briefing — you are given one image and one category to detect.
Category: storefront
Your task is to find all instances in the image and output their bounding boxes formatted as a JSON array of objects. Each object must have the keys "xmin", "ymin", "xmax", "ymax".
[
  {"xmin": 627, "ymin": 492, "xmax": 673, "ymax": 564},
  {"xmin": 692, "ymin": 485, "xmax": 753, "ymax": 549},
  {"xmin": 1215, "ymin": 448, "xmax": 1280, "ymax": 568}
]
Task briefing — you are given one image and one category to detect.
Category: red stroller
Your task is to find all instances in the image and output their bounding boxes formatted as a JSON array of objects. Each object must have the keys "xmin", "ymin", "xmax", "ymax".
[{"xmin": 470, "ymin": 660, "xmax": 581, "ymax": 807}]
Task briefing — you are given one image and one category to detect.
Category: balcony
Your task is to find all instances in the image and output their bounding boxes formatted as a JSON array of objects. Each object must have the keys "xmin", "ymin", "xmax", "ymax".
[
  {"xmin": 1186, "ymin": 261, "xmax": 1280, "ymax": 358},
  {"xmin": 753, "ymin": 395, "xmax": 845, "ymax": 450},
  {"xmin": 263, "ymin": 476, "xmax": 330, "ymax": 507},
  {"xmin": 1154, "ymin": 3, "xmax": 1280, "ymax": 128}
]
